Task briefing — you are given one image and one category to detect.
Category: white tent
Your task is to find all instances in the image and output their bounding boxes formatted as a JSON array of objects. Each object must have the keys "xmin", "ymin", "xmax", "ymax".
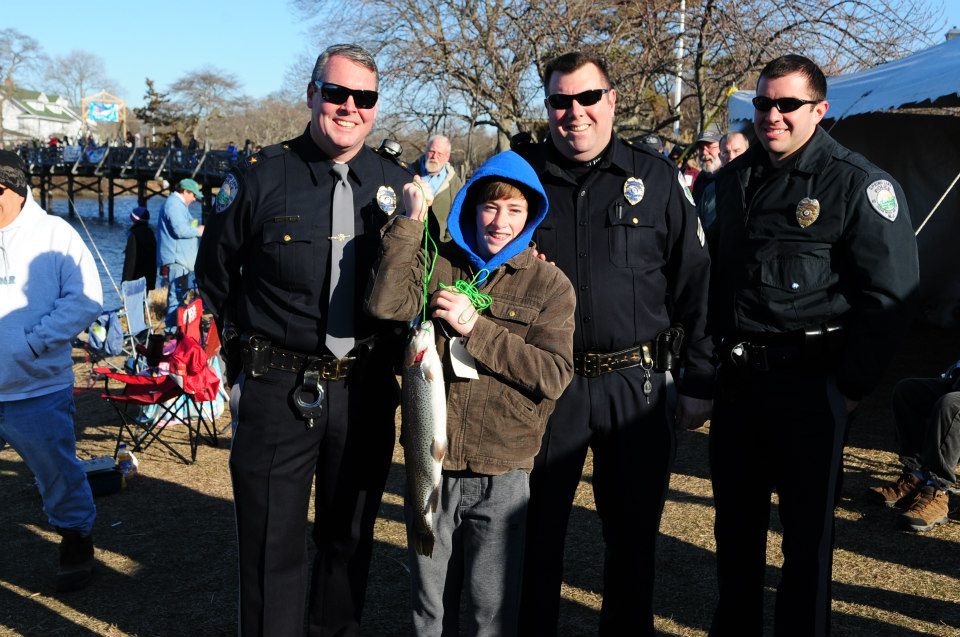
[{"xmin": 728, "ymin": 38, "xmax": 960, "ymax": 326}]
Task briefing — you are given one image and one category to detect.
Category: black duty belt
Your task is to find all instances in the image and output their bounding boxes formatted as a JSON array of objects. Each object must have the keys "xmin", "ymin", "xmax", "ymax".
[
  {"xmin": 267, "ymin": 346, "xmax": 355, "ymax": 380},
  {"xmin": 574, "ymin": 343, "xmax": 653, "ymax": 378},
  {"xmin": 721, "ymin": 322, "xmax": 843, "ymax": 373}
]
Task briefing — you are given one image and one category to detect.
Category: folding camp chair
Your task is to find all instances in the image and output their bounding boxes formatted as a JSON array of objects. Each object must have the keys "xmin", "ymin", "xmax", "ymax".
[
  {"xmin": 95, "ymin": 335, "xmax": 221, "ymax": 464},
  {"xmin": 85, "ymin": 277, "xmax": 156, "ymax": 374}
]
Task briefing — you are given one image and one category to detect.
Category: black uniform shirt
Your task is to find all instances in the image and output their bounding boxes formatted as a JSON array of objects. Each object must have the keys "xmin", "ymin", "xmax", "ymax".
[
  {"xmin": 710, "ymin": 126, "xmax": 920, "ymax": 399},
  {"xmin": 196, "ymin": 128, "xmax": 410, "ymax": 355},
  {"xmin": 520, "ymin": 137, "xmax": 714, "ymax": 398}
]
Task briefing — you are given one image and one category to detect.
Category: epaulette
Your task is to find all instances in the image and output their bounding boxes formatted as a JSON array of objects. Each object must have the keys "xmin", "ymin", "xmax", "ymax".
[
  {"xmin": 242, "ymin": 143, "xmax": 287, "ymax": 169},
  {"xmin": 622, "ymin": 137, "xmax": 666, "ymax": 159}
]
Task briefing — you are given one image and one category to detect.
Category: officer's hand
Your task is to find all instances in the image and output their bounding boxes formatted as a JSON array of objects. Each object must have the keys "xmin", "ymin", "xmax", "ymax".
[
  {"xmin": 675, "ymin": 395, "xmax": 712, "ymax": 431},
  {"xmin": 530, "ymin": 247, "xmax": 555, "ymax": 265},
  {"xmin": 431, "ymin": 289, "xmax": 478, "ymax": 337}
]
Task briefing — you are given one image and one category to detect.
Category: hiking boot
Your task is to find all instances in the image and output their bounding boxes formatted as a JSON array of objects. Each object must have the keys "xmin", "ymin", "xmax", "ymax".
[
  {"xmin": 900, "ymin": 486, "xmax": 949, "ymax": 532},
  {"xmin": 868, "ymin": 472, "xmax": 922, "ymax": 508},
  {"xmin": 55, "ymin": 529, "xmax": 94, "ymax": 592}
]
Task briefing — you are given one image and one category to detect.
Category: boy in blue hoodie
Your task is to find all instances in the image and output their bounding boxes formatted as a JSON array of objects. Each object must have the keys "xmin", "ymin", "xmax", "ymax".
[{"xmin": 366, "ymin": 151, "xmax": 576, "ymax": 635}]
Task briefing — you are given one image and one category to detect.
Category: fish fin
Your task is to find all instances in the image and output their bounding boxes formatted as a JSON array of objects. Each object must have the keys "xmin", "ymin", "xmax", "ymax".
[
  {"xmin": 431, "ymin": 439, "xmax": 446, "ymax": 463},
  {"xmin": 423, "ymin": 359, "xmax": 440, "ymax": 383},
  {"xmin": 416, "ymin": 532, "xmax": 435, "ymax": 558}
]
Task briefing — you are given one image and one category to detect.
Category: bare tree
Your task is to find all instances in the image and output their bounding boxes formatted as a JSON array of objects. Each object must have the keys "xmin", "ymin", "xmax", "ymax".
[
  {"xmin": 43, "ymin": 50, "xmax": 118, "ymax": 107},
  {"xmin": 293, "ymin": 0, "xmax": 941, "ymax": 148},
  {"xmin": 169, "ymin": 68, "xmax": 242, "ymax": 140},
  {"xmin": 206, "ymin": 93, "xmax": 307, "ymax": 148},
  {"xmin": 0, "ymin": 28, "xmax": 46, "ymax": 145}
]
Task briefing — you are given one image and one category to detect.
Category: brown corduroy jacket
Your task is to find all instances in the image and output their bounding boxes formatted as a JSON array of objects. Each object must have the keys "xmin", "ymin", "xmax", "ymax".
[{"xmin": 365, "ymin": 215, "xmax": 575, "ymax": 474}]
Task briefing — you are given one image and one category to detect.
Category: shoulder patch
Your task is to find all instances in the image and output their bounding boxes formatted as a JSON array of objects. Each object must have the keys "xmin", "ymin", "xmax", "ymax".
[
  {"xmin": 215, "ymin": 173, "xmax": 240, "ymax": 214},
  {"xmin": 866, "ymin": 179, "xmax": 898, "ymax": 221},
  {"xmin": 678, "ymin": 171, "xmax": 696, "ymax": 206}
]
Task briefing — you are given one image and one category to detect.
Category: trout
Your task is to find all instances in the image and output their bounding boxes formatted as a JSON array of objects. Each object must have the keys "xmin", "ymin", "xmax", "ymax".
[{"xmin": 401, "ymin": 320, "xmax": 448, "ymax": 557}]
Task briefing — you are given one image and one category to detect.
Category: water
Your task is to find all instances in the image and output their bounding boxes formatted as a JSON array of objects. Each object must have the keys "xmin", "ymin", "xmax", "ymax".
[{"xmin": 44, "ymin": 194, "xmax": 178, "ymax": 310}]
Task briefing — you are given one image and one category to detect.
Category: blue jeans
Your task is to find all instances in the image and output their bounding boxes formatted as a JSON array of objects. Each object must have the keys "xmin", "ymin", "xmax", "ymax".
[
  {"xmin": 0, "ymin": 387, "xmax": 96, "ymax": 535},
  {"xmin": 163, "ymin": 263, "xmax": 196, "ymax": 331}
]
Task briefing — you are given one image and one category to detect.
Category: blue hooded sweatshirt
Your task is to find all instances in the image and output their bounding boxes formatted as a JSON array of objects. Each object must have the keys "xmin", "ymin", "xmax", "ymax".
[{"xmin": 445, "ymin": 151, "xmax": 549, "ymax": 285}]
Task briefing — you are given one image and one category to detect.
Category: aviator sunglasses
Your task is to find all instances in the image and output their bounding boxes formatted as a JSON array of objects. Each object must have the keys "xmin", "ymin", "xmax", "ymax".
[
  {"xmin": 751, "ymin": 95, "xmax": 821, "ymax": 113},
  {"xmin": 315, "ymin": 81, "xmax": 379, "ymax": 109},
  {"xmin": 545, "ymin": 88, "xmax": 612, "ymax": 110}
]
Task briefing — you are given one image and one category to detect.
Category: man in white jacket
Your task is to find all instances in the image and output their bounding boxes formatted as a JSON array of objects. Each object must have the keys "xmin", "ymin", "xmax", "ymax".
[{"xmin": 0, "ymin": 150, "xmax": 103, "ymax": 592}]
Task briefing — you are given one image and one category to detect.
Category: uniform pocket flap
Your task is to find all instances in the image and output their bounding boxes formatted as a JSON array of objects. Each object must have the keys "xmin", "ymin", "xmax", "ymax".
[
  {"xmin": 607, "ymin": 202, "xmax": 657, "ymax": 227},
  {"xmin": 760, "ymin": 252, "xmax": 831, "ymax": 292},
  {"xmin": 262, "ymin": 222, "xmax": 313, "ymax": 245}
]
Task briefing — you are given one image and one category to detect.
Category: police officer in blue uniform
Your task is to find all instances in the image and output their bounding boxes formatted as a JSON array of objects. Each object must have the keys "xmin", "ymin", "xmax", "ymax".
[
  {"xmin": 195, "ymin": 44, "xmax": 409, "ymax": 637},
  {"xmin": 514, "ymin": 51, "xmax": 714, "ymax": 636},
  {"xmin": 707, "ymin": 55, "xmax": 919, "ymax": 637}
]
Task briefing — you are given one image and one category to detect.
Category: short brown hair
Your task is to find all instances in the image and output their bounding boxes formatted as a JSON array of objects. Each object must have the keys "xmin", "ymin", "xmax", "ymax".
[
  {"xmin": 543, "ymin": 51, "xmax": 613, "ymax": 94},
  {"xmin": 474, "ymin": 180, "xmax": 527, "ymax": 204},
  {"xmin": 759, "ymin": 54, "xmax": 827, "ymax": 102}
]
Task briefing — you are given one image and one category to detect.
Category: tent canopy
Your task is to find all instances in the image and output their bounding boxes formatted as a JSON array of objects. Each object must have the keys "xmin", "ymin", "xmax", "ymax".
[{"xmin": 728, "ymin": 36, "xmax": 960, "ymax": 122}]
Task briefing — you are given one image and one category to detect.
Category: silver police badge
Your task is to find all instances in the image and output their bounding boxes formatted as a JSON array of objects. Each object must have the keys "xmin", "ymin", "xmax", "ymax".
[
  {"xmin": 215, "ymin": 173, "xmax": 239, "ymax": 214},
  {"xmin": 376, "ymin": 185, "xmax": 397, "ymax": 215},
  {"xmin": 796, "ymin": 197, "xmax": 820, "ymax": 228},
  {"xmin": 623, "ymin": 177, "xmax": 645, "ymax": 206},
  {"xmin": 866, "ymin": 179, "xmax": 899, "ymax": 221}
]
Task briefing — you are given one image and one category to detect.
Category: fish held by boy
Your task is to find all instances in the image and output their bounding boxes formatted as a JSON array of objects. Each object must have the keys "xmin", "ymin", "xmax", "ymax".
[{"xmin": 401, "ymin": 320, "xmax": 448, "ymax": 557}]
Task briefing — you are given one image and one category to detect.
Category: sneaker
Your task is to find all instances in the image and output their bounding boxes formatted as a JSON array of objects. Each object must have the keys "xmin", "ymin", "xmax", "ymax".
[
  {"xmin": 55, "ymin": 529, "xmax": 94, "ymax": 592},
  {"xmin": 900, "ymin": 486, "xmax": 949, "ymax": 532},
  {"xmin": 868, "ymin": 472, "xmax": 922, "ymax": 508}
]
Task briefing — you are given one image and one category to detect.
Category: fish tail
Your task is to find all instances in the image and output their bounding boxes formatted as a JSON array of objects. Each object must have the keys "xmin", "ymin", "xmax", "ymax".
[{"xmin": 416, "ymin": 532, "xmax": 436, "ymax": 558}]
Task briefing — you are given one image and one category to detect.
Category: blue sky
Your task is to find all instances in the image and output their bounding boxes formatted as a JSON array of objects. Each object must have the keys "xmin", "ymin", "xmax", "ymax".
[
  {"xmin": 6, "ymin": 1, "xmax": 959, "ymax": 108},
  {"xmin": 7, "ymin": 0, "xmax": 331, "ymax": 106}
]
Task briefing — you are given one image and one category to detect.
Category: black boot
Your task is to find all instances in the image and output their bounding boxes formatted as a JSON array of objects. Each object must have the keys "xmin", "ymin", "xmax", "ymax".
[{"xmin": 56, "ymin": 529, "xmax": 94, "ymax": 592}]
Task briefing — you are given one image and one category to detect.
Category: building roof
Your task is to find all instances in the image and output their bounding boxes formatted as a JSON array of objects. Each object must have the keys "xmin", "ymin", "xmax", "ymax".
[{"xmin": 6, "ymin": 87, "xmax": 79, "ymax": 123}]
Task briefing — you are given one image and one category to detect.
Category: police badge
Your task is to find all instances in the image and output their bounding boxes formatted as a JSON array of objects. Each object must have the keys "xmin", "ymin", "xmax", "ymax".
[
  {"xmin": 376, "ymin": 185, "xmax": 397, "ymax": 215},
  {"xmin": 623, "ymin": 177, "xmax": 645, "ymax": 206},
  {"xmin": 796, "ymin": 197, "xmax": 820, "ymax": 228}
]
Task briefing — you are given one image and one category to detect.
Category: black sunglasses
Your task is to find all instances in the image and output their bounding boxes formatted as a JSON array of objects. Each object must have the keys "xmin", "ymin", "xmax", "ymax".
[
  {"xmin": 752, "ymin": 95, "xmax": 821, "ymax": 113},
  {"xmin": 545, "ymin": 88, "xmax": 612, "ymax": 110},
  {"xmin": 315, "ymin": 81, "xmax": 379, "ymax": 109}
]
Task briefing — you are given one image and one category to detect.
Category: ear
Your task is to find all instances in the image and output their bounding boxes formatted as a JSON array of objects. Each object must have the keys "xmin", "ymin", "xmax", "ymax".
[
  {"xmin": 608, "ymin": 88, "xmax": 617, "ymax": 116},
  {"xmin": 306, "ymin": 82, "xmax": 317, "ymax": 109},
  {"xmin": 813, "ymin": 99, "xmax": 829, "ymax": 123}
]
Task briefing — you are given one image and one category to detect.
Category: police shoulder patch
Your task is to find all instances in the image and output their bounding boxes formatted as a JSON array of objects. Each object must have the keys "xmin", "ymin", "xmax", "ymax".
[
  {"xmin": 215, "ymin": 173, "xmax": 239, "ymax": 214},
  {"xmin": 678, "ymin": 171, "xmax": 695, "ymax": 206},
  {"xmin": 866, "ymin": 179, "xmax": 898, "ymax": 221}
]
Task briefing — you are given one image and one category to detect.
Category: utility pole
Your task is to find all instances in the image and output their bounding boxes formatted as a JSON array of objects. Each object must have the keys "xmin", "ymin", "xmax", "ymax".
[{"xmin": 672, "ymin": 0, "xmax": 686, "ymax": 144}]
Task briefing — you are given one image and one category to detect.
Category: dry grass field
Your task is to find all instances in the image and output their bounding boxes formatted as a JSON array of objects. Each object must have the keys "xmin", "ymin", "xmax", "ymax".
[{"xmin": 0, "ymin": 325, "xmax": 958, "ymax": 636}]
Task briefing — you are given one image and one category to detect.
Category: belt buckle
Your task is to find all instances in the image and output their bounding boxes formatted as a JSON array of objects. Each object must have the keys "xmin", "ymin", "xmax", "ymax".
[
  {"xmin": 320, "ymin": 357, "xmax": 342, "ymax": 381},
  {"xmin": 582, "ymin": 352, "xmax": 601, "ymax": 378}
]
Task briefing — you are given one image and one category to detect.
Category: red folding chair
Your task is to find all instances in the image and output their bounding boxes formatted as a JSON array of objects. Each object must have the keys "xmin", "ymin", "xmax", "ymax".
[{"xmin": 95, "ymin": 335, "xmax": 221, "ymax": 464}]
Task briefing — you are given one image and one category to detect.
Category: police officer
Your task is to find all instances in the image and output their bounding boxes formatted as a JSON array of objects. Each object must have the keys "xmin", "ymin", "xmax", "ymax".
[
  {"xmin": 195, "ymin": 44, "xmax": 409, "ymax": 637},
  {"xmin": 515, "ymin": 51, "xmax": 714, "ymax": 636},
  {"xmin": 708, "ymin": 55, "xmax": 919, "ymax": 637}
]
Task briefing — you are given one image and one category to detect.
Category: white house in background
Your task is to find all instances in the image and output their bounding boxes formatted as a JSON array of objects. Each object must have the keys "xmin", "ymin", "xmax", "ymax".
[{"xmin": 1, "ymin": 85, "xmax": 85, "ymax": 144}]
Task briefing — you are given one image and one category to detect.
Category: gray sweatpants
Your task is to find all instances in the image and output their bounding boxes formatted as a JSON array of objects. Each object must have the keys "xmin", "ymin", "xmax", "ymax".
[{"xmin": 406, "ymin": 468, "xmax": 529, "ymax": 637}]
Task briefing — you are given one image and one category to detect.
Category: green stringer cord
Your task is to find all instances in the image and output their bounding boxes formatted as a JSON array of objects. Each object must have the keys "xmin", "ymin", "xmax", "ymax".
[{"xmin": 419, "ymin": 215, "xmax": 492, "ymax": 321}]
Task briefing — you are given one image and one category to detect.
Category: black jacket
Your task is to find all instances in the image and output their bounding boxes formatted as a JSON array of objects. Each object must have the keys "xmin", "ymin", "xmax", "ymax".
[
  {"xmin": 195, "ymin": 128, "xmax": 411, "ymax": 356},
  {"xmin": 709, "ymin": 126, "xmax": 920, "ymax": 399},
  {"xmin": 122, "ymin": 222, "xmax": 157, "ymax": 289},
  {"xmin": 518, "ymin": 136, "xmax": 714, "ymax": 399}
]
